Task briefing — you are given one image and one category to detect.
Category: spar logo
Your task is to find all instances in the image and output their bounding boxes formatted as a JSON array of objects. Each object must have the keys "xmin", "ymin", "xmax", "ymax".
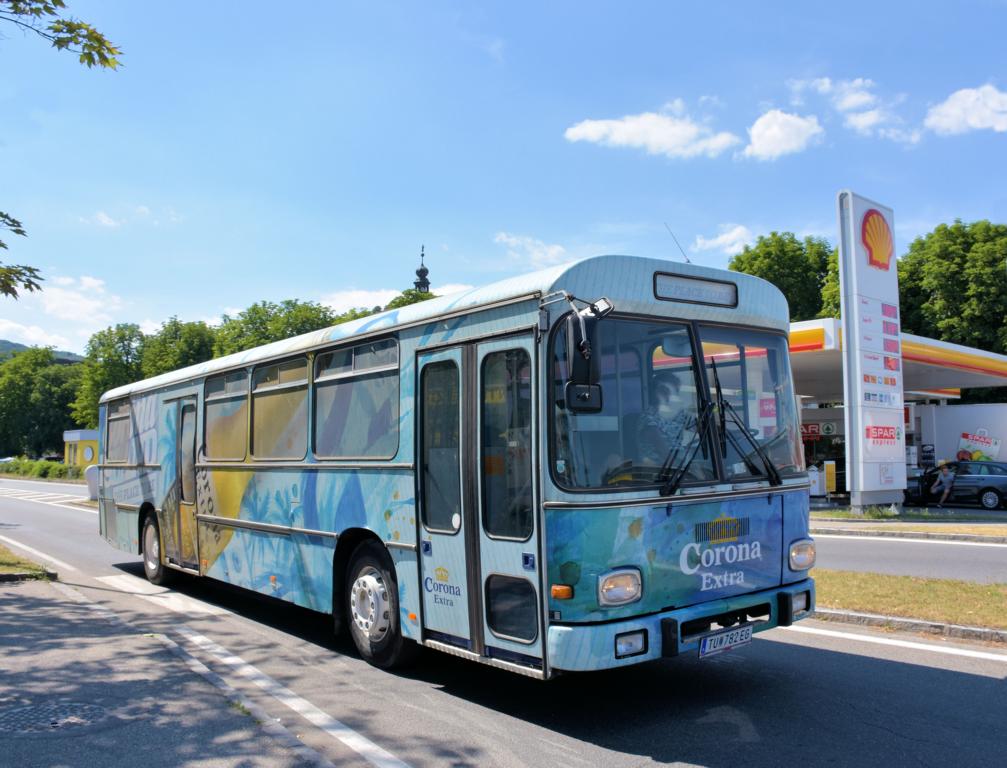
[
  {"xmin": 862, "ymin": 209, "xmax": 894, "ymax": 271},
  {"xmin": 682, "ymin": 514, "xmax": 763, "ymax": 592},
  {"xmin": 865, "ymin": 425, "xmax": 901, "ymax": 445}
]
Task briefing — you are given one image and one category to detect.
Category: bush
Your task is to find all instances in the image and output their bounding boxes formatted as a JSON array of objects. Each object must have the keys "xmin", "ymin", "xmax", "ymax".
[
  {"xmin": 0, "ymin": 456, "xmax": 83, "ymax": 480},
  {"xmin": 29, "ymin": 461, "xmax": 50, "ymax": 478}
]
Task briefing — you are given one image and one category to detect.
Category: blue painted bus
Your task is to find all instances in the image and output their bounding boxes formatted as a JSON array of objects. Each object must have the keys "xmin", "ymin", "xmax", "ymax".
[{"xmin": 98, "ymin": 255, "xmax": 815, "ymax": 678}]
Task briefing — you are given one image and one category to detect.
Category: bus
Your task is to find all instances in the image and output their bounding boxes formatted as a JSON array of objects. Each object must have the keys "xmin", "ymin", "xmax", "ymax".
[{"xmin": 97, "ymin": 255, "xmax": 815, "ymax": 679}]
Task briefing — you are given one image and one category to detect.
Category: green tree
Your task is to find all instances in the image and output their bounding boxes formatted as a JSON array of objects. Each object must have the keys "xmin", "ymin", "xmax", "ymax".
[
  {"xmin": 142, "ymin": 317, "xmax": 216, "ymax": 378},
  {"xmin": 898, "ymin": 220, "xmax": 1007, "ymax": 354},
  {"xmin": 2, "ymin": 1, "xmax": 121, "ymax": 297},
  {"xmin": 818, "ymin": 247, "xmax": 841, "ymax": 318},
  {"xmin": 1, "ymin": 212, "xmax": 42, "ymax": 298},
  {"xmin": 384, "ymin": 288, "xmax": 436, "ymax": 311},
  {"xmin": 214, "ymin": 300, "xmax": 337, "ymax": 356},
  {"xmin": 728, "ymin": 232, "xmax": 832, "ymax": 321},
  {"xmin": 0, "ymin": 348, "xmax": 80, "ymax": 455},
  {"xmin": 72, "ymin": 323, "xmax": 144, "ymax": 428}
]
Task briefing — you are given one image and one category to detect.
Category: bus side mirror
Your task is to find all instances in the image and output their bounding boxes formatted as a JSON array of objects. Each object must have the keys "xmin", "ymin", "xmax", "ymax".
[
  {"xmin": 563, "ymin": 296, "xmax": 612, "ymax": 413},
  {"xmin": 564, "ymin": 382, "xmax": 603, "ymax": 413}
]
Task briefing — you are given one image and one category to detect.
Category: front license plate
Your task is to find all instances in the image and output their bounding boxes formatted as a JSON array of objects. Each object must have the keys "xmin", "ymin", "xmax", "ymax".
[{"xmin": 698, "ymin": 625, "xmax": 753, "ymax": 658}]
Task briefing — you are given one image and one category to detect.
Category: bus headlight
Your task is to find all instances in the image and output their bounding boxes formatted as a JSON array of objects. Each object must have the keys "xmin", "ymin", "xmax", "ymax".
[
  {"xmin": 598, "ymin": 568, "xmax": 642, "ymax": 606},
  {"xmin": 789, "ymin": 539, "xmax": 816, "ymax": 571}
]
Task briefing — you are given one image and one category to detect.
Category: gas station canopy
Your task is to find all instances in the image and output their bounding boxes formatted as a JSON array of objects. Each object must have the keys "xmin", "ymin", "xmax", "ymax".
[{"xmin": 789, "ymin": 318, "xmax": 1007, "ymax": 402}]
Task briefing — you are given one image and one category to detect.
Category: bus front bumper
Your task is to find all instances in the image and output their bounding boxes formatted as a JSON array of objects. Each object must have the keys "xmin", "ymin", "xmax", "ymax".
[{"xmin": 547, "ymin": 578, "xmax": 815, "ymax": 672}]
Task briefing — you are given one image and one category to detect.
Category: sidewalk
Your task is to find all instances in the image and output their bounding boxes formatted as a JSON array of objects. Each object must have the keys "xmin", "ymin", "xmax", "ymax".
[{"xmin": 0, "ymin": 579, "xmax": 319, "ymax": 768}]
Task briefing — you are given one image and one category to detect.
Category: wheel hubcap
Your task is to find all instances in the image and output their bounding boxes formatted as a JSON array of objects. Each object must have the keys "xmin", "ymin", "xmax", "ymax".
[
  {"xmin": 982, "ymin": 491, "xmax": 998, "ymax": 508},
  {"xmin": 350, "ymin": 568, "xmax": 390, "ymax": 640},
  {"xmin": 144, "ymin": 523, "xmax": 159, "ymax": 574}
]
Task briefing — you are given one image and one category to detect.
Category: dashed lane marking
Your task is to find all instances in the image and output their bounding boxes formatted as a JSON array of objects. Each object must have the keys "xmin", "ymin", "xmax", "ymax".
[
  {"xmin": 96, "ymin": 574, "xmax": 229, "ymax": 616},
  {"xmin": 178, "ymin": 627, "xmax": 412, "ymax": 768}
]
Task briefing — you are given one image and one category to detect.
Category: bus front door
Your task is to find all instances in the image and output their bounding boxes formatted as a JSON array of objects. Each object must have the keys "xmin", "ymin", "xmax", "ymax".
[
  {"xmin": 417, "ymin": 336, "xmax": 543, "ymax": 670},
  {"xmin": 157, "ymin": 397, "xmax": 198, "ymax": 571}
]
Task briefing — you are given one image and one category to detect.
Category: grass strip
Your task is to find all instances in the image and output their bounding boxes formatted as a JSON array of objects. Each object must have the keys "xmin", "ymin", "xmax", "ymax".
[
  {"xmin": 0, "ymin": 543, "xmax": 48, "ymax": 576},
  {"xmin": 812, "ymin": 508, "xmax": 1006, "ymax": 523},
  {"xmin": 850, "ymin": 524, "xmax": 1007, "ymax": 536},
  {"xmin": 813, "ymin": 568, "xmax": 1007, "ymax": 630}
]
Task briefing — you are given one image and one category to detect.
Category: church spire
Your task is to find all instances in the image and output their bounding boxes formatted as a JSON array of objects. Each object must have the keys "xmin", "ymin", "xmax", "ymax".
[{"xmin": 413, "ymin": 245, "xmax": 430, "ymax": 293}]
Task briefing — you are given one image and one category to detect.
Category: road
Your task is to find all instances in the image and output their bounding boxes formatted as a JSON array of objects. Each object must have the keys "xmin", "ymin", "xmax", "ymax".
[
  {"xmin": 1, "ymin": 477, "xmax": 1006, "ymax": 768},
  {"xmin": 814, "ymin": 533, "xmax": 1007, "ymax": 583}
]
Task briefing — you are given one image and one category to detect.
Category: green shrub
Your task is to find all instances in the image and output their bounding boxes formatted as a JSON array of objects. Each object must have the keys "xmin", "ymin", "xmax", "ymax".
[{"xmin": 29, "ymin": 461, "xmax": 50, "ymax": 478}]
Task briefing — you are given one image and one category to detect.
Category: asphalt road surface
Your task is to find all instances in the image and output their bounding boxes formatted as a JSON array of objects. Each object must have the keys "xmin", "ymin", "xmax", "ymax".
[
  {"xmin": 814, "ymin": 533, "xmax": 1007, "ymax": 583},
  {"xmin": 2, "ymin": 477, "xmax": 1006, "ymax": 768}
]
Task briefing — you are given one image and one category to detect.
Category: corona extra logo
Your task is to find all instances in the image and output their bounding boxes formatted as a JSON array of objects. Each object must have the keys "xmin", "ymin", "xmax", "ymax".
[
  {"xmin": 862, "ymin": 208, "xmax": 894, "ymax": 271},
  {"xmin": 434, "ymin": 566, "xmax": 449, "ymax": 583}
]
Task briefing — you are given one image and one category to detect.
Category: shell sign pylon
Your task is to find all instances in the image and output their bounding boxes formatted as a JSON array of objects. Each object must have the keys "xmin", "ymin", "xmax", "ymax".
[{"xmin": 861, "ymin": 208, "xmax": 894, "ymax": 272}]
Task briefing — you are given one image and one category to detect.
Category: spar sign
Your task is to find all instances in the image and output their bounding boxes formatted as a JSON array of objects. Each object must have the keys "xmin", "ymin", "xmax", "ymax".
[
  {"xmin": 958, "ymin": 430, "xmax": 1001, "ymax": 461},
  {"xmin": 838, "ymin": 191, "xmax": 907, "ymax": 502}
]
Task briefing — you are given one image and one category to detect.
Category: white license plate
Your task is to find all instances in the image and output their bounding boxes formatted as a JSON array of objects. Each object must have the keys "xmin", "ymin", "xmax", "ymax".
[{"xmin": 698, "ymin": 624, "xmax": 753, "ymax": 658}]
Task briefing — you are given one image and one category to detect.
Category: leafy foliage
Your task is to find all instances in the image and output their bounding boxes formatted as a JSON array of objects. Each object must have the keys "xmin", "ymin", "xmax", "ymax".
[
  {"xmin": 141, "ymin": 316, "xmax": 216, "ymax": 378},
  {"xmin": 72, "ymin": 323, "xmax": 144, "ymax": 428},
  {"xmin": 728, "ymin": 232, "xmax": 833, "ymax": 321},
  {"xmin": 0, "ymin": 212, "xmax": 42, "ymax": 298},
  {"xmin": 0, "ymin": 1, "xmax": 121, "ymax": 68},
  {"xmin": 385, "ymin": 288, "xmax": 436, "ymax": 310},
  {"xmin": 0, "ymin": 348, "xmax": 81, "ymax": 455},
  {"xmin": 213, "ymin": 300, "xmax": 338, "ymax": 357}
]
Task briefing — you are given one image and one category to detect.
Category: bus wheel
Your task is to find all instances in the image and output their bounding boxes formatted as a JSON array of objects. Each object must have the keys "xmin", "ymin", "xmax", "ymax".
[
  {"xmin": 345, "ymin": 541, "xmax": 417, "ymax": 669},
  {"xmin": 141, "ymin": 514, "xmax": 173, "ymax": 586}
]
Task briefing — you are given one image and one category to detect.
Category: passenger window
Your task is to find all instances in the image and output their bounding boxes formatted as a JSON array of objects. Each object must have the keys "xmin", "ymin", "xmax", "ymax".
[
  {"xmin": 420, "ymin": 361, "xmax": 461, "ymax": 533},
  {"xmin": 205, "ymin": 371, "xmax": 249, "ymax": 460},
  {"xmin": 481, "ymin": 349, "xmax": 533, "ymax": 539},
  {"xmin": 106, "ymin": 400, "xmax": 131, "ymax": 462},
  {"xmin": 314, "ymin": 339, "xmax": 399, "ymax": 459},
  {"xmin": 252, "ymin": 358, "xmax": 308, "ymax": 459},
  {"xmin": 180, "ymin": 404, "xmax": 197, "ymax": 503},
  {"xmin": 485, "ymin": 575, "xmax": 537, "ymax": 642}
]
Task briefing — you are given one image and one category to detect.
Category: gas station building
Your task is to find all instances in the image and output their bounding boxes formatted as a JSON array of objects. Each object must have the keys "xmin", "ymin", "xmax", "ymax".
[{"xmin": 789, "ymin": 318, "xmax": 1007, "ymax": 493}]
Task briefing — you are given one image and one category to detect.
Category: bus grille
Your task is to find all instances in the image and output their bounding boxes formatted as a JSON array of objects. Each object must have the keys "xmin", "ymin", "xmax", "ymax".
[{"xmin": 694, "ymin": 516, "xmax": 750, "ymax": 544}]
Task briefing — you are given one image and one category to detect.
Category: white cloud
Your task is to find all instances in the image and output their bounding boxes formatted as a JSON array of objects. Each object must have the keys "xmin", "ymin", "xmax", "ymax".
[
  {"xmin": 321, "ymin": 288, "xmax": 401, "ymax": 314},
  {"xmin": 35, "ymin": 275, "xmax": 123, "ymax": 323},
  {"xmin": 692, "ymin": 224, "xmax": 753, "ymax": 256},
  {"xmin": 925, "ymin": 84, "xmax": 1007, "ymax": 135},
  {"xmin": 494, "ymin": 232, "xmax": 569, "ymax": 269},
  {"xmin": 742, "ymin": 110, "xmax": 823, "ymax": 160},
  {"xmin": 138, "ymin": 318, "xmax": 161, "ymax": 334},
  {"xmin": 135, "ymin": 205, "xmax": 151, "ymax": 217},
  {"xmin": 79, "ymin": 210, "xmax": 122, "ymax": 228},
  {"xmin": 844, "ymin": 108, "xmax": 885, "ymax": 134},
  {"xmin": 789, "ymin": 76, "xmax": 920, "ymax": 144},
  {"xmin": 564, "ymin": 104, "xmax": 741, "ymax": 159},
  {"xmin": 0, "ymin": 319, "xmax": 71, "ymax": 349}
]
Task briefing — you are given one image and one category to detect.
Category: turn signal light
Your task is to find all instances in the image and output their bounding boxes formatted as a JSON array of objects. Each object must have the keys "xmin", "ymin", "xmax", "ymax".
[{"xmin": 551, "ymin": 584, "xmax": 574, "ymax": 600}]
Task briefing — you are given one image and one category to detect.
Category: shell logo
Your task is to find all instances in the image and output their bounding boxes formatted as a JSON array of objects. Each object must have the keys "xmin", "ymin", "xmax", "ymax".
[{"xmin": 861, "ymin": 208, "xmax": 894, "ymax": 271}]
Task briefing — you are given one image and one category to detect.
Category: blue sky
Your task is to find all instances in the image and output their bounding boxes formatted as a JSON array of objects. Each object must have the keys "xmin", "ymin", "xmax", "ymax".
[{"xmin": 3, "ymin": 1, "xmax": 1006, "ymax": 353}]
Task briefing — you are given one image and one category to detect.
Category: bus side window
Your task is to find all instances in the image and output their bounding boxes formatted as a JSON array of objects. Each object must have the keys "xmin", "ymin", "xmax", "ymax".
[
  {"xmin": 205, "ymin": 371, "xmax": 249, "ymax": 461},
  {"xmin": 481, "ymin": 349, "xmax": 532, "ymax": 539},
  {"xmin": 420, "ymin": 361, "xmax": 461, "ymax": 532},
  {"xmin": 314, "ymin": 339, "xmax": 399, "ymax": 459},
  {"xmin": 251, "ymin": 358, "xmax": 308, "ymax": 460},
  {"xmin": 106, "ymin": 400, "xmax": 131, "ymax": 463}
]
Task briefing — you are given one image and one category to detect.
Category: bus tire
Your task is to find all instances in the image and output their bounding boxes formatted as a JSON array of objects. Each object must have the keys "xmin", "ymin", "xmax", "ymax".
[
  {"xmin": 345, "ymin": 540, "xmax": 417, "ymax": 669},
  {"xmin": 141, "ymin": 513, "xmax": 173, "ymax": 586}
]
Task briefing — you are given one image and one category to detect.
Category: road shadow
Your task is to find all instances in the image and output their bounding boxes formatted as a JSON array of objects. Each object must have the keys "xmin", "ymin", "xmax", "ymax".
[{"xmin": 108, "ymin": 564, "xmax": 1007, "ymax": 768}]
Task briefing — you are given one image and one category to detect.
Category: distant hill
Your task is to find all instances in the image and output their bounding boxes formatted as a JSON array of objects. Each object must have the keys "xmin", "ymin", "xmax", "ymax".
[{"xmin": 0, "ymin": 339, "xmax": 84, "ymax": 363}]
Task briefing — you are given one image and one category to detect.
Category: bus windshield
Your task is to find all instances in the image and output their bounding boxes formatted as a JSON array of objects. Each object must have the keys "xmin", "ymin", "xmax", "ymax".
[{"xmin": 551, "ymin": 317, "xmax": 803, "ymax": 491}]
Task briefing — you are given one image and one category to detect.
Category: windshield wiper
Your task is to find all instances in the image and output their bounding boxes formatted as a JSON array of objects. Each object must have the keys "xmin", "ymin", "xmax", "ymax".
[
  {"xmin": 659, "ymin": 400, "xmax": 714, "ymax": 496},
  {"xmin": 709, "ymin": 358, "xmax": 782, "ymax": 486}
]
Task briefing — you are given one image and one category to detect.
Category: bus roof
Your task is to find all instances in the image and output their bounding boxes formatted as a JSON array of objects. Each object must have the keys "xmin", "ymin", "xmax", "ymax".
[{"xmin": 100, "ymin": 255, "xmax": 787, "ymax": 403}]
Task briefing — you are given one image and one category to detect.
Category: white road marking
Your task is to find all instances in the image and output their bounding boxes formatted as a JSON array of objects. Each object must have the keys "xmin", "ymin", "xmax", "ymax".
[
  {"xmin": 783, "ymin": 624, "xmax": 1007, "ymax": 663},
  {"xmin": 0, "ymin": 487, "xmax": 96, "ymax": 514},
  {"xmin": 178, "ymin": 626, "xmax": 412, "ymax": 768},
  {"xmin": 814, "ymin": 533, "xmax": 1007, "ymax": 548},
  {"xmin": 0, "ymin": 534, "xmax": 78, "ymax": 572},
  {"xmin": 97, "ymin": 574, "xmax": 228, "ymax": 616}
]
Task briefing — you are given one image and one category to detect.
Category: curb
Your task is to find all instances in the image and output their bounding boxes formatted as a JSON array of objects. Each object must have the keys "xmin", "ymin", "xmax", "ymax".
[
  {"xmin": 0, "ymin": 570, "xmax": 57, "ymax": 582},
  {"xmin": 811, "ymin": 607, "xmax": 1007, "ymax": 644},
  {"xmin": 810, "ymin": 527, "xmax": 1007, "ymax": 544}
]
